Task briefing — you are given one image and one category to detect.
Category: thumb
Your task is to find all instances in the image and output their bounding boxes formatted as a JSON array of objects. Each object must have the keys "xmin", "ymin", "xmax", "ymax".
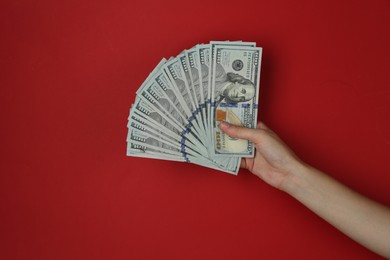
[{"xmin": 219, "ymin": 121, "xmax": 260, "ymax": 143}]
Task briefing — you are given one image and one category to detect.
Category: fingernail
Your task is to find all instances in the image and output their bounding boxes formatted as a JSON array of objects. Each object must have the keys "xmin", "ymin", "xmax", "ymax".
[{"xmin": 219, "ymin": 121, "xmax": 230, "ymax": 129}]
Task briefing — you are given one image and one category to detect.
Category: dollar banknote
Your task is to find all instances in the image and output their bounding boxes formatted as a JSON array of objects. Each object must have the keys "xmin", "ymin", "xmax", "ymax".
[
  {"xmin": 210, "ymin": 45, "xmax": 262, "ymax": 157},
  {"xmin": 207, "ymin": 42, "xmax": 256, "ymax": 147},
  {"xmin": 126, "ymin": 41, "xmax": 262, "ymax": 174},
  {"xmin": 128, "ymin": 106, "xmax": 240, "ymax": 174}
]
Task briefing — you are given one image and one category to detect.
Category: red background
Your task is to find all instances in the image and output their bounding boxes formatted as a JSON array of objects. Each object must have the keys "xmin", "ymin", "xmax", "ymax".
[{"xmin": 1, "ymin": 0, "xmax": 389, "ymax": 259}]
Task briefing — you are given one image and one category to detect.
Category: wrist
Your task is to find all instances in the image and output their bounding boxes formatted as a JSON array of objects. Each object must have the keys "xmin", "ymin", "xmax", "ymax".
[{"xmin": 279, "ymin": 161, "xmax": 313, "ymax": 196}]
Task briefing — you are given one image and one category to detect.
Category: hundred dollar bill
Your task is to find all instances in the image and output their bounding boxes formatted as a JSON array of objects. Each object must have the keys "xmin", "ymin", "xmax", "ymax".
[
  {"xmin": 128, "ymin": 101, "xmax": 238, "ymax": 171},
  {"xmin": 128, "ymin": 123, "xmax": 211, "ymax": 163},
  {"xmin": 185, "ymin": 47, "xmax": 207, "ymax": 132},
  {"xmin": 197, "ymin": 44, "xmax": 210, "ymax": 108},
  {"xmin": 135, "ymin": 58, "xmax": 189, "ymax": 132},
  {"xmin": 128, "ymin": 127, "xmax": 183, "ymax": 157},
  {"xmin": 135, "ymin": 67, "xmax": 208, "ymax": 156},
  {"xmin": 185, "ymin": 47, "xmax": 204, "ymax": 115},
  {"xmin": 208, "ymin": 41, "xmax": 256, "ymax": 154},
  {"xmin": 128, "ymin": 123, "xmax": 239, "ymax": 174},
  {"xmin": 210, "ymin": 45, "xmax": 262, "ymax": 157},
  {"xmin": 154, "ymin": 66, "xmax": 205, "ymax": 143},
  {"xmin": 180, "ymin": 49, "xmax": 208, "ymax": 144},
  {"xmin": 127, "ymin": 148, "xmax": 184, "ymax": 162},
  {"xmin": 163, "ymin": 57, "xmax": 207, "ymax": 143},
  {"xmin": 127, "ymin": 110, "xmax": 240, "ymax": 174},
  {"xmin": 197, "ymin": 44, "xmax": 213, "ymax": 148},
  {"xmin": 127, "ymin": 108, "xmax": 206, "ymax": 158},
  {"xmin": 131, "ymin": 97, "xmax": 209, "ymax": 158},
  {"xmin": 207, "ymin": 41, "xmax": 256, "ymax": 130}
]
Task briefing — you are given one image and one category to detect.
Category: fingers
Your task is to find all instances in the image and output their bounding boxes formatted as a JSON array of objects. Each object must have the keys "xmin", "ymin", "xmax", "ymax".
[
  {"xmin": 257, "ymin": 121, "xmax": 277, "ymax": 136},
  {"xmin": 240, "ymin": 158, "xmax": 247, "ymax": 169},
  {"xmin": 257, "ymin": 121, "xmax": 269, "ymax": 130},
  {"xmin": 219, "ymin": 121, "xmax": 260, "ymax": 143}
]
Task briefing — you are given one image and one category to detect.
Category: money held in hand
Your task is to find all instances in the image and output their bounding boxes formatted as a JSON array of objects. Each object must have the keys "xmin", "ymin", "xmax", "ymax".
[{"xmin": 126, "ymin": 41, "xmax": 262, "ymax": 174}]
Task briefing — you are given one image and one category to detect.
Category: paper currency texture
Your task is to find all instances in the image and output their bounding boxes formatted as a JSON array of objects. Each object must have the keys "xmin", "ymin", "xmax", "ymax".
[
  {"xmin": 126, "ymin": 41, "xmax": 262, "ymax": 174},
  {"xmin": 211, "ymin": 45, "xmax": 262, "ymax": 157}
]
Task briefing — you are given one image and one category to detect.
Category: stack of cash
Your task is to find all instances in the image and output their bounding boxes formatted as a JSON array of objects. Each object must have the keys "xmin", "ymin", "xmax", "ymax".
[{"xmin": 126, "ymin": 41, "xmax": 262, "ymax": 175}]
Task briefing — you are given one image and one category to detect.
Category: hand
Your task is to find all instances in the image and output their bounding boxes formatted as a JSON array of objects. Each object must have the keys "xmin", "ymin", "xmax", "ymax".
[
  {"xmin": 220, "ymin": 121, "xmax": 390, "ymax": 258},
  {"xmin": 219, "ymin": 121, "xmax": 304, "ymax": 190}
]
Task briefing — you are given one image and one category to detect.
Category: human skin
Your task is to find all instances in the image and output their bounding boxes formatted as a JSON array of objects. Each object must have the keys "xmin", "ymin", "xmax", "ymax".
[{"xmin": 219, "ymin": 121, "xmax": 390, "ymax": 258}]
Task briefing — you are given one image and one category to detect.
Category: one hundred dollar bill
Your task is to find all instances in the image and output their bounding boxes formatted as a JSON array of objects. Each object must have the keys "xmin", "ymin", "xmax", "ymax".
[
  {"xmin": 127, "ymin": 109, "xmax": 240, "ymax": 174},
  {"xmin": 127, "ymin": 108, "xmax": 206, "ymax": 159},
  {"xmin": 210, "ymin": 45, "xmax": 262, "ymax": 157},
  {"xmin": 131, "ymin": 97, "xmax": 209, "ymax": 158},
  {"xmin": 163, "ymin": 57, "xmax": 205, "ymax": 141},
  {"xmin": 208, "ymin": 42, "xmax": 256, "ymax": 151}
]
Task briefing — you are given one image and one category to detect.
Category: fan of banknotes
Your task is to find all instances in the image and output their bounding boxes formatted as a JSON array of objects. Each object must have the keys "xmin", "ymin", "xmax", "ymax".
[{"xmin": 126, "ymin": 41, "xmax": 262, "ymax": 175}]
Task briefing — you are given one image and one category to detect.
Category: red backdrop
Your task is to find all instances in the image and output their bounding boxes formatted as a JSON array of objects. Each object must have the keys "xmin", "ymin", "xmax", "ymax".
[{"xmin": 1, "ymin": 0, "xmax": 389, "ymax": 259}]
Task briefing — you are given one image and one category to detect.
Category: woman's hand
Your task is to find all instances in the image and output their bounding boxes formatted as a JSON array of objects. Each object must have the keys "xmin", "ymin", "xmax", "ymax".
[
  {"xmin": 219, "ymin": 121, "xmax": 304, "ymax": 190},
  {"xmin": 220, "ymin": 121, "xmax": 390, "ymax": 258}
]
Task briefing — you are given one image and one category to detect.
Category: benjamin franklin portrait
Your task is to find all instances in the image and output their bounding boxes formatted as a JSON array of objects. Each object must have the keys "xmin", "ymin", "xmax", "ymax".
[{"xmin": 213, "ymin": 63, "xmax": 255, "ymax": 106}]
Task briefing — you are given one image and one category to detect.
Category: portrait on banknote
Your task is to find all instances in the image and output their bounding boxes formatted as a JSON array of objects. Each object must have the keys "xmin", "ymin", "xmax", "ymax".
[{"xmin": 213, "ymin": 63, "xmax": 255, "ymax": 106}]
